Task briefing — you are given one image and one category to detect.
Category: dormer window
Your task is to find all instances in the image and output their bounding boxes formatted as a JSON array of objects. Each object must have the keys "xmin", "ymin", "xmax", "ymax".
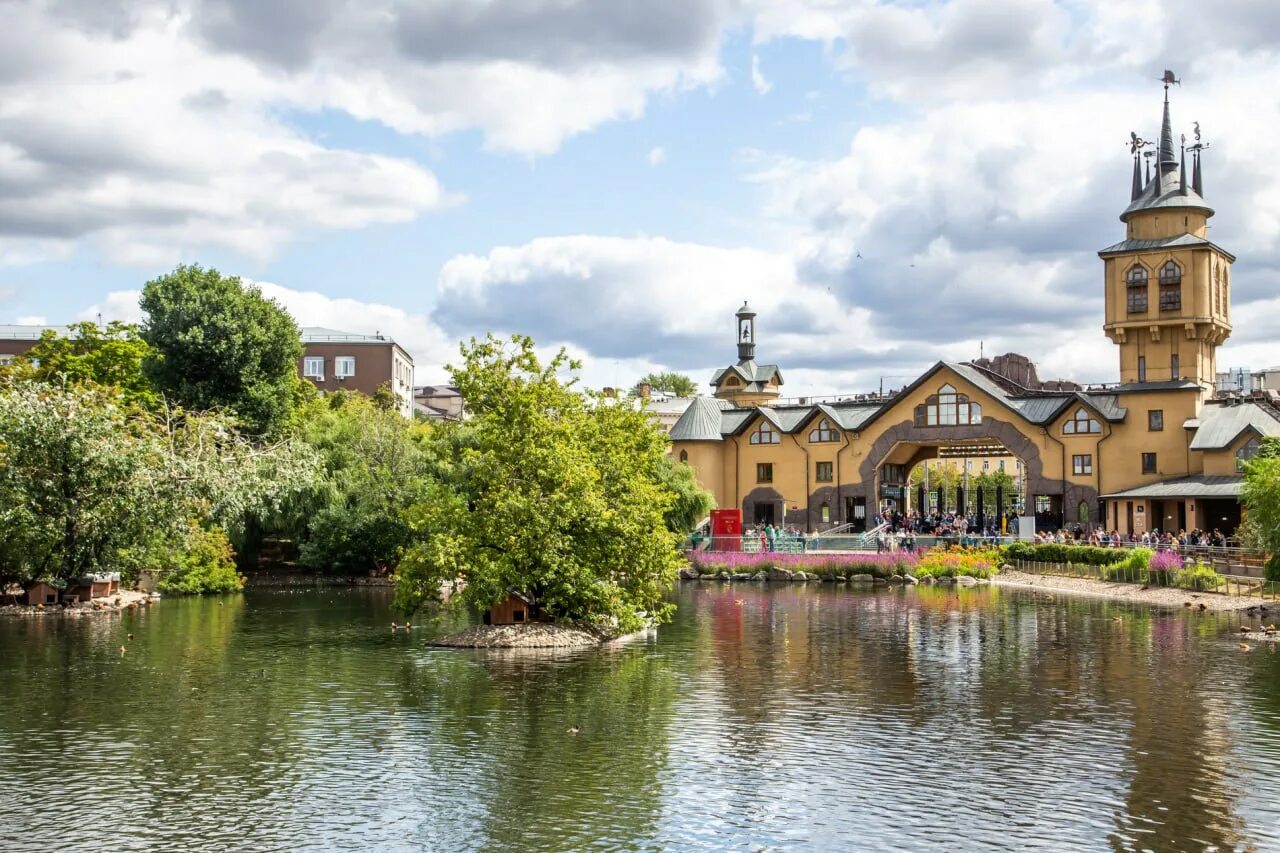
[
  {"xmin": 1126, "ymin": 265, "xmax": 1148, "ymax": 314},
  {"xmin": 723, "ymin": 375, "xmax": 740, "ymax": 387},
  {"xmin": 1159, "ymin": 261, "xmax": 1182, "ymax": 311},
  {"xmin": 913, "ymin": 384, "xmax": 981, "ymax": 427},
  {"xmin": 1237, "ymin": 437, "xmax": 1261, "ymax": 472},
  {"xmin": 749, "ymin": 421, "xmax": 780, "ymax": 445},
  {"xmin": 1063, "ymin": 407, "xmax": 1101, "ymax": 435},
  {"xmin": 809, "ymin": 419, "xmax": 838, "ymax": 442}
]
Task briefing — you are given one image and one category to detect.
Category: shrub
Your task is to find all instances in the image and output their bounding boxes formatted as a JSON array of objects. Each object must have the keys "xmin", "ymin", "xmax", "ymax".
[
  {"xmin": 1001, "ymin": 542, "xmax": 1120, "ymax": 567},
  {"xmin": 688, "ymin": 550, "xmax": 917, "ymax": 578},
  {"xmin": 1174, "ymin": 562, "xmax": 1224, "ymax": 591},
  {"xmin": 157, "ymin": 523, "xmax": 244, "ymax": 595}
]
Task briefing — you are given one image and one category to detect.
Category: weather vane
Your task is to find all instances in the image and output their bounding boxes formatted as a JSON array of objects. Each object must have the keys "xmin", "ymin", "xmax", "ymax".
[
  {"xmin": 1160, "ymin": 69, "xmax": 1180, "ymax": 89},
  {"xmin": 1189, "ymin": 120, "xmax": 1210, "ymax": 153},
  {"xmin": 1128, "ymin": 131, "xmax": 1152, "ymax": 154}
]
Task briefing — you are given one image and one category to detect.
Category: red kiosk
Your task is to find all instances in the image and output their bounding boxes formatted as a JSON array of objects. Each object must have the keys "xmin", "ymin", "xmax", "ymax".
[{"xmin": 710, "ymin": 509, "xmax": 742, "ymax": 551}]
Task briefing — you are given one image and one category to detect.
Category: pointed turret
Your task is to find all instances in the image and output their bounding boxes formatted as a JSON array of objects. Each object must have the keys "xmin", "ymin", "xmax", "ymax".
[
  {"xmin": 1158, "ymin": 89, "xmax": 1177, "ymax": 173},
  {"xmin": 1131, "ymin": 155, "xmax": 1143, "ymax": 201},
  {"xmin": 1193, "ymin": 149, "xmax": 1203, "ymax": 195},
  {"xmin": 1179, "ymin": 143, "xmax": 1188, "ymax": 195}
]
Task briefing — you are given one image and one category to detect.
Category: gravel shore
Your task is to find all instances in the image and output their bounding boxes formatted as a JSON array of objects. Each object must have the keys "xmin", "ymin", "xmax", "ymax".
[{"xmin": 995, "ymin": 569, "xmax": 1258, "ymax": 612}]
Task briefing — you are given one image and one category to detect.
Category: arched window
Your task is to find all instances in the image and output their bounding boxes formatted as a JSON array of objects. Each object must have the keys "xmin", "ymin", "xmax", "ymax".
[
  {"xmin": 1063, "ymin": 407, "xmax": 1101, "ymax": 435},
  {"xmin": 820, "ymin": 502, "xmax": 831, "ymax": 523},
  {"xmin": 1237, "ymin": 437, "xmax": 1261, "ymax": 472},
  {"xmin": 1159, "ymin": 261, "xmax": 1182, "ymax": 311},
  {"xmin": 913, "ymin": 384, "xmax": 982, "ymax": 427},
  {"xmin": 749, "ymin": 420, "xmax": 780, "ymax": 445},
  {"xmin": 1078, "ymin": 501, "xmax": 1090, "ymax": 525},
  {"xmin": 809, "ymin": 418, "xmax": 838, "ymax": 442},
  {"xmin": 679, "ymin": 450, "xmax": 689, "ymax": 463},
  {"xmin": 723, "ymin": 375, "xmax": 740, "ymax": 387},
  {"xmin": 1126, "ymin": 265, "xmax": 1148, "ymax": 314}
]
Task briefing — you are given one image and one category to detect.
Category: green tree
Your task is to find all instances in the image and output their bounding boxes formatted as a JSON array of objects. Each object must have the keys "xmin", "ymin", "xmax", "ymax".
[
  {"xmin": 973, "ymin": 468, "xmax": 1017, "ymax": 516},
  {"xmin": 396, "ymin": 335, "xmax": 684, "ymax": 633},
  {"xmin": 659, "ymin": 454, "xmax": 714, "ymax": 533},
  {"xmin": 296, "ymin": 392, "xmax": 437, "ymax": 574},
  {"xmin": 635, "ymin": 371, "xmax": 697, "ymax": 398},
  {"xmin": 1240, "ymin": 438, "xmax": 1280, "ymax": 580},
  {"xmin": 4, "ymin": 321, "xmax": 160, "ymax": 410},
  {"xmin": 140, "ymin": 264, "xmax": 304, "ymax": 436}
]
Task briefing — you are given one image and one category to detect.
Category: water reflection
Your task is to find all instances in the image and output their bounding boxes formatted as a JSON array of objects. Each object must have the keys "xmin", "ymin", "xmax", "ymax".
[{"xmin": 2, "ymin": 585, "xmax": 1280, "ymax": 851}]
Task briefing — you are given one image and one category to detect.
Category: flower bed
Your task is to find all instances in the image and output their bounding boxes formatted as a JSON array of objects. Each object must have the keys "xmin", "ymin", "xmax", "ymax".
[
  {"xmin": 914, "ymin": 548, "xmax": 999, "ymax": 580},
  {"xmin": 688, "ymin": 550, "xmax": 918, "ymax": 579}
]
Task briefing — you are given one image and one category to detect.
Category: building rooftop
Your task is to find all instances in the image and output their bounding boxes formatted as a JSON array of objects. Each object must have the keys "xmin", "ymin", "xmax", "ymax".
[
  {"xmin": 1187, "ymin": 401, "xmax": 1280, "ymax": 450},
  {"xmin": 0, "ymin": 324, "xmax": 74, "ymax": 340},
  {"xmin": 1101, "ymin": 474, "xmax": 1243, "ymax": 500},
  {"xmin": 300, "ymin": 327, "xmax": 399, "ymax": 345}
]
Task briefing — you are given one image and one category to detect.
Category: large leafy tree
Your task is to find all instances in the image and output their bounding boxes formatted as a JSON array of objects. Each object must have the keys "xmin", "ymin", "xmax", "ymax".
[
  {"xmin": 1240, "ymin": 437, "xmax": 1280, "ymax": 579},
  {"xmin": 4, "ymin": 321, "xmax": 160, "ymax": 410},
  {"xmin": 140, "ymin": 264, "xmax": 304, "ymax": 436},
  {"xmin": 635, "ymin": 371, "xmax": 697, "ymax": 398},
  {"xmin": 659, "ymin": 455, "xmax": 715, "ymax": 534},
  {"xmin": 396, "ymin": 335, "xmax": 684, "ymax": 632},
  {"xmin": 296, "ymin": 392, "xmax": 437, "ymax": 574}
]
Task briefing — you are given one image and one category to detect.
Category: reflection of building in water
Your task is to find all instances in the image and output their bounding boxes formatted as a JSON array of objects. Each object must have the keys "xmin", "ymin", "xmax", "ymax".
[{"xmin": 671, "ymin": 84, "xmax": 1272, "ymax": 537}]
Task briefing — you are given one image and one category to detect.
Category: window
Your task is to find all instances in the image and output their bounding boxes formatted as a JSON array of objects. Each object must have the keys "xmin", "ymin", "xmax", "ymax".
[
  {"xmin": 679, "ymin": 450, "xmax": 688, "ymax": 464},
  {"xmin": 723, "ymin": 375, "xmax": 740, "ymax": 387},
  {"xmin": 983, "ymin": 460, "xmax": 989, "ymax": 470},
  {"xmin": 1138, "ymin": 356, "xmax": 1147, "ymax": 383},
  {"xmin": 821, "ymin": 503, "xmax": 831, "ymax": 523},
  {"xmin": 809, "ymin": 419, "xmax": 838, "ymax": 442},
  {"xmin": 756, "ymin": 463, "xmax": 773, "ymax": 483},
  {"xmin": 1126, "ymin": 265, "xmax": 1148, "ymax": 313},
  {"xmin": 335, "ymin": 356, "xmax": 356, "ymax": 378},
  {"xmin": 913, "ymin": 384, "xmax": 982, "ymax": 427},
  {"xmin": 0, "ymin": 355, "xmax": 13, "ymax": 367},
  {"xmin": 513, "ymin": 609, "xmax": 525, "ymax": 623},
  {"xmin": 1063, "ymin": 407, "xmax": 1101, "ymax": 435},
  {"xmin": 1148, "ymin": 410, "xmax": 1163, "ymax": 431},
  {"xmin": 749, "ymin": 421, "xmax": 780, "ymax": 445},
  {"xmin": 1159, "ymin": 261, "xmax": 1182, "ymax": 311},
  {"xmin": 1171, "ymin": 354, "xmax": 1180, "ymax": 380},
  {"xmin": 303, "ymin": 356, "xmax": 324, "ymax": 379},
  {"xmin": 1237, "ymin": 437, "xmax": 1261, "ymax": 472},
  {"xmin": 815, "ymin": 461, "xmax": 833, "ymax": 482},
  {"xmin": 1072, "ymin": 454, "xmax": 1093, "ymax": 475},
  {"xmin": 998, "ymin": 460, "xmax": 1006, "ymax": 472},
  {"xmin": 1141, "ymin": 453, "xmax": 1157, "ymax": 474}
]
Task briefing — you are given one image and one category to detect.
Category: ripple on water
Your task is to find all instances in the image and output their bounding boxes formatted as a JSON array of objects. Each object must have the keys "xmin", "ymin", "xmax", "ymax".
[{"xmin": 1, "ymin": 585, "xmax": 1279, "ymax": 851}]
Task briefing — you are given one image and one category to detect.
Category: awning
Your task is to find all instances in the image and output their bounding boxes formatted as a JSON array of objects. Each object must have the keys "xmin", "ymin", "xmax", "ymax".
[{"xmin": 1101, "ymin": 475, "xmax": 1244, "ymax": 500}]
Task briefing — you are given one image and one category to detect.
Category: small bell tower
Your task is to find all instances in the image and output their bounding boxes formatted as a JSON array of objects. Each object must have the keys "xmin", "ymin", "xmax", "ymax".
[
  {"xmin": 711, "ymin": 301, "xmax": 783, "ymax": 407},
  {"xmin": 736, "ymin": 301, "xmax": 756, "ymax": 362}
]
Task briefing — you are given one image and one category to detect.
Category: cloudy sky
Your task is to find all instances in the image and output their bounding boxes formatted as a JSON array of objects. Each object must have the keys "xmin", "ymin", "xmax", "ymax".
[{"xmin": 3, "ymin": 0, "xmax": 1279, "ymax": 394}]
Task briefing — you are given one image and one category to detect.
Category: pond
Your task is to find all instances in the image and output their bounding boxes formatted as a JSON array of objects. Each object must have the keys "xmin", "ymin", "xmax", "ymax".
[{"xmin": 3, "ymin": 583, "xmax": 1280, "ymax": 851}]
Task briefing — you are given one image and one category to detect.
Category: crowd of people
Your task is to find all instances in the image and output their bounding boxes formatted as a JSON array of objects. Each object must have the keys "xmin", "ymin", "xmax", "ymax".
[
  {"xmin": 1039, "ymin": 526, "xmax": 1233, "ymax": 549},
  {"xmin": 873, "ymin": 508, "xmax": 1013, "ymax": 540}
]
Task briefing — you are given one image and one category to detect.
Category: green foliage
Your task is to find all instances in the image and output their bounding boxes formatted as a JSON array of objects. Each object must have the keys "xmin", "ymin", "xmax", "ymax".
[
  {"xmin": 972, "ymin": 469, "xmax": 1017, "ymax": 515},
  {"xmin": 635, "ymin": 372, "xmax": 696, "ymax": 398},
  {"xmin": 1241, "ymin": 438, "xmax": 1280, "ymax": 581},
  {"xmin": 657, "ymin": 454, "xmax": 715, "ymax": 534},
  {"xmin": 3, "ymin": 322, "xmax": 161, "ymax": 410},
  {"xmin": 296, "ymin": 393, "xmax": 436, "ymax": 574},
  {"xmin": 396, "ymin": 335, "xmax": 684, "ymax": 633},
  {"xmin": 156, "ymin": 523, "xmax": 244, "ymax": 595},
  {"xmin": 913, "ymin": 549, "xmax": 999, "ymax": 579},
  {"xmin": 140, "ymin": 264, "xmax": 304, "ymax": 436},
  {"xmin": 1098, "ymin": 547, "xmax": 1154, "ymax": 581},
  {"xmin": 1002, "ymin": 542, "xmax": 1121, "ymax": 567},
  {"xmin": 1173, "ymin": 562, "xmax": 1224, "ymax": 592}
]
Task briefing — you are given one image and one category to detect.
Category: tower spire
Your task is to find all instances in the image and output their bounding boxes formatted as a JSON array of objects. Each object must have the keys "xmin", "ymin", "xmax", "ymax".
[
  {"xmin": 1193, "ymin": 148, "xmax": 1203, "ymax": 195},
  {"xmin": 1131, "ymin": 154, "xmax": 1143, "ymax": 201},
  {"xmin": 1179, "ymin": 140, "xmax": 1188, "ymax": 195}
]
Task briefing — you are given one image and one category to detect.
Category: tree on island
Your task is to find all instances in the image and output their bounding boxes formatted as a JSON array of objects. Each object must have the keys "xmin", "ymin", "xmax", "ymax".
[
  {"xmin": 396, "ymin": 335, "xmax": 686, "ymax": 633},
  {"xmin": 634, "ymin": 371, "xmax": 697, "ymax": 398},
  {"xmin": 140, "ymin": 265, "xmax": 305, "ymax": 436}
]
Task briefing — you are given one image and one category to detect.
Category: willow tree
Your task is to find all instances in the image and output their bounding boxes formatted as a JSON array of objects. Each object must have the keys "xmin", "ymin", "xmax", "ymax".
[
  {"xmin": 396, "ymin": 335, "xmax": 683, "ymax": 632},
  {"xmin": 1241, "ymin": 437, "xmax": 1280, "ymax": 580}
]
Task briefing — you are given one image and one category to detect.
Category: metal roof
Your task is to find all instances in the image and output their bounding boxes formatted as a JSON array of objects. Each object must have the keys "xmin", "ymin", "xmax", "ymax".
[
  {"xmin": 1120, "ymin": 162, "xmax": 1214, "ymax": 222},
  {"xmin": 1010, "ymin": 396, "xmax": 1071, "ymax": 423},
  {"xmin": 710, "ymin": 359, "xmax": 783, "ymax": 391},
  {"xmin": 668, "ymin": 396, "xmax": 730, "ymax": 441},
  {"xmin": 1188, "ymin": 402, "xmax": 1280, "ymax": 450},
  {"xmin": 1097, "ymin": 233, "xmax": 1235, "ymax": 262},
  {"xmin": 1101, "ymin": 475, "xmax": 1243, "ymax": 500}
]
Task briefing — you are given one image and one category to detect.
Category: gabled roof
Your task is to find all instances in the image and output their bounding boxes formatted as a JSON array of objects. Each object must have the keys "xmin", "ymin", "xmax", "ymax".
[
  {"xmin": 1098, "ymin": 233, "xmax": 1236, "ymax": 262},
  {"xmin": 1188, "ymin": 402, "xmax": 1280, "ymax": 450},
  {"xmin": 1101, "ymin": 475, "xmax": 1243, "ymax": 500},
  {"xmin": 710, "ymin": 359, "xmax": 783, "ymax": 391}
]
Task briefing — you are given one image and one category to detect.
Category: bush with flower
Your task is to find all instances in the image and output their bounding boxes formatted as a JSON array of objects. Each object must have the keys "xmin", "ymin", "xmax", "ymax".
[{"xmin": 688, "ymin": 550, "xmax": 917, "ymax": 579}]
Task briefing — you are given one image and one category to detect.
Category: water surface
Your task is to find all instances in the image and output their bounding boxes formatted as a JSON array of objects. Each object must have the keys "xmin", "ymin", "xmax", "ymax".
[{"xmin": 3, "ymin": 584, "xmax": 1280, "ymax": 851}]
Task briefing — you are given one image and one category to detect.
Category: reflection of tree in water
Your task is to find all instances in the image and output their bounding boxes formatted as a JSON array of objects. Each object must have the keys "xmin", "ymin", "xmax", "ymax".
[{"xmin": 401, "ymin": 642, "xmax": 678, "ymax": 850}]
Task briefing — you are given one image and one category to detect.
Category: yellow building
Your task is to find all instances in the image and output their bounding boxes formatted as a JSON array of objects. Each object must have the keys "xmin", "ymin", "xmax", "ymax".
[{"xmin": 670, "ymin": 85, "xmax": 1276, "ymax": 538}]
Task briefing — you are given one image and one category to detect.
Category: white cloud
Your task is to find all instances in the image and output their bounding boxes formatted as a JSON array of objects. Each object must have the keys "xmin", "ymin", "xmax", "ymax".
[
  {"xmin": 13, "ymin": 314, "xmax": 47, "ymax": 326},
  {"xmin": 647, "ymin": 146, "xmax": 667, "ymax": 165},
  {"xmin": 750, "ymin": 54, "xmax": 772, "ymax": 95}
]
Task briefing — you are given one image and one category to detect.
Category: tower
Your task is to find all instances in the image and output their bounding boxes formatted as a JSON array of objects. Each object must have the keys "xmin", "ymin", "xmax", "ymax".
[
  {"xmin": 710, "ymin": 301, "xmax": 783, "ymax": 406},
  {"xmin": 1100, "ymin": 74, "xmax": 1234, "ymax": 388}
]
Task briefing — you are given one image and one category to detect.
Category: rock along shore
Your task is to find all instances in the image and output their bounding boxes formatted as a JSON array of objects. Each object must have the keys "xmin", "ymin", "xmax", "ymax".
[{"xmin": 0, "ymin": 588, "xmax": 154, "ymax": 618}]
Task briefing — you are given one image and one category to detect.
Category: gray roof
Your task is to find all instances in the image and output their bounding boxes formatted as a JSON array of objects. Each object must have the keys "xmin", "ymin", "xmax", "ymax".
[
  {"xmin": 1114, "ymin": 379, "xmax": 1202, "ymax": 393},
  {"xmin": 301, "ymin": 326, "xmax": 397, "ymax": 345},
  {"xmin": 710, "ymin": 359, "xmax": 783, "ymax": 392},
  {"xmin": 1098, "ymin": 233, "xmax": 1235, "ymax": 262},
  {"xmin": 0, "ymin": 324, "xmax": 75, "ymax": 341},
  {"xmin": 1010, "ymin": 396, "xmax": 1072, "ymax": 423},
  {"xmin": 1188, "ymin": 402, "xmax": 1280, "ymax": 450},
  {"xmin": 1101, "ymin": 475, "xmax": 1243, "ymax": 500},
  {"xmin": 668, "ymin": 396, "xmax": 730, "ymax": 441},
  {"xmin": 1120, "ymin": 161, "xmax": 1213, "ymax": 222}
]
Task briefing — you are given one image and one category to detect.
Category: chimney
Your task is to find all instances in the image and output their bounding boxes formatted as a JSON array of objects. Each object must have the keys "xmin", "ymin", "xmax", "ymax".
[{"xmin": 638, "ymin": 383, "xmax": 652, "ymax": 399}]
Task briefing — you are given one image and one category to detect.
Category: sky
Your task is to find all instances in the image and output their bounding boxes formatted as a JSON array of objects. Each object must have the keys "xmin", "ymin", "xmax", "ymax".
[{"xmin": 2, "ymin": 0, "xmax": 1279, "ymax": 396}]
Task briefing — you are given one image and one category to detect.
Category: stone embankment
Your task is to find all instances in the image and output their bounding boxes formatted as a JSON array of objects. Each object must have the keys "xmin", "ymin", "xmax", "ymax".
[
  {"xmin": 0, "ymin": 588, "xmax": 154, "ymax": 618},
  {"xmin": 995, "ymin": 568, "xmax": 1258, "ymax": 612}
]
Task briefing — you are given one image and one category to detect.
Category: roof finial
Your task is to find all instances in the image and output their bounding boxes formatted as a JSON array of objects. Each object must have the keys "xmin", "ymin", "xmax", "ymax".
[
  {"xmin": 1158, "ymin": 70, "xmax": 1179, "ymax": 175},
  {"xmin": 1179, "ymin": 136, "xmax": 1188, "ymax": 195},
  {"xmin": 1131, "ymin": 155, "xmax": 1143, "ymax": 200}
]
